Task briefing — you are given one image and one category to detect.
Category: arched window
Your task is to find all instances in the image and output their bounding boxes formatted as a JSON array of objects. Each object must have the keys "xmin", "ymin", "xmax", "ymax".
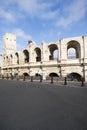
[
  {"xmin": 10, "ymin": 54, "xmax": 12, "ymax": 58},
  {"xmin": 67, "ymin": 48, "xmax": 76, "ymax": 59},
  {"xmin": 3, "ymin": 57, "xmax": 6, "ymax": 66},
  {"xmin": 23, "ymin": 73, "xmax": 29, "ymax": 77},
  {"xmin": 6, "ymin": 56, "xmax": 8, "ymax": 65},
  {"xmin": 67, "ymin": 73, "xmax": 81, "ymax": 81},
  {"xmin": 34, "ymin": 47, "xmax": 41, "ymax": 62},
  {"xmin": 23, "ymin": 50, "xmax": 29, "ymax": 63},
  {"xmin": 4, "ymin": 57, "xmax": 5, "ymax": 61},
  {"xmin": 49, "ymin": 73, "xmax": 59, "ymax": 77},
  {"xmin": 48, "ymin": 44, "xmax": 58, "ymax": 60},
  {"xmin": 67, "ymin": 41, "xmax": 81, "ymax": 59},
  {"xmin": 35, "ymin": 73, "xmax": 41, "ymax": 80},
  {"xmin": 53, "ymin": 49, "xmax": 58, "ymax": 60}
]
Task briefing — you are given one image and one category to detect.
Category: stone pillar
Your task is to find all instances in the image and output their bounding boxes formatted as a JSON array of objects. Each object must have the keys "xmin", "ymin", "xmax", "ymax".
[
  {"xmin": 41, "ymin": 42, "xmax": 49, "ymax": 62},
  {"xmin": 60, "ymin": 39, "xmax": 67, "ymax": 63}
]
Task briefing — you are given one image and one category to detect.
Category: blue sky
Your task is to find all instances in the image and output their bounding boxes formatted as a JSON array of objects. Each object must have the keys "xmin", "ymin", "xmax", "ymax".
[{"xmin": 0, "ymin": 0, "xmax": 87, "ymax": 53}]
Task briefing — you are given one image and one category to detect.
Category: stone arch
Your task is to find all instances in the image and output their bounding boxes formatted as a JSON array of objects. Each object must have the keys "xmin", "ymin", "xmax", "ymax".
[
  {"xmin": 15, "ymin": 52, "xmax": 19, "ymax": 64},
  {"xmin": 3, "ymin": 56, "xmax": 6, "ymax": 66},
  {"xmin": 22, "ymin": 72, "xmax": 30, "ymax": 79},
  {"xmin": 35, "ymin": 73, "xmax": 41, "ymax": 76},
  {"xmin": 48, "ymin": 44, "xmax": 58, "ymax": 60},
  {"xmin": 6, "ymin": 56, "xmax": 9, "ymax": 65},
  {"xmin": 23, "ymin": 49, "xmax": 29, "ymax": 63},
  {"xmin": 10, "ymin": 54, "xmax": 13, "ymax": 58},
  {"xmin": 34, "ymin": 73, "xmax": 42, "ymax": 80},
  {"xmin": 67, "ymin": 40, "xmax": 81, "ymax": 59},
  {"xmin": 34, "ymin": 47, "xmax": 41, "ymax": 62},
  {"xmin": 49, "ymin": 72, "xmax": 59, "ymax": 77},
  {"xmin": 67, "ymin": 48, "xmax": 76, "ymax": 59},
  {"xmin": 67, "ymin": 72, "xmax": 82, "ymax": 81},
  {"xmin": 23, "ymin": 72, "xmax": 29, "ymax": 76}
]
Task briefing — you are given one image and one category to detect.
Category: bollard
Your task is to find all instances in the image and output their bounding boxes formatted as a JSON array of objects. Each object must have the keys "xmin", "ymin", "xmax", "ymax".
[
  {"xmin": 64, "ymin": 77, "xmax": 67, "ymax": 85},
  {"xmin": 17, "ymin": 75, "xmax": 19, "ymax": 80},
  {"xmin": 31, "ymin": 76, "xmax": 33, "ymax": 82},
  {"xmin": 23, "ymin": 75, "xmax": 25, "ymax": 81},
  {"xmin": 7, "ymin": 74, "xmax": 8, "ymax": 80},
  {"xmin": 40, "ymin": 75, "xmax": 42, "ymax": 82},
  {"xmin": 81, "ymin": 77, "xmax": 84, "ymax": 87},
  {"xmin": 2, "ymin": 75, "xmax": 4, "ymax": 79},
  {"xmin": 51, "ymin": 76, "xmax": 53, "ymax": 84},
  {"xmin": 11, "ymin": 75, "xmax": 13, "ymax": 80}
]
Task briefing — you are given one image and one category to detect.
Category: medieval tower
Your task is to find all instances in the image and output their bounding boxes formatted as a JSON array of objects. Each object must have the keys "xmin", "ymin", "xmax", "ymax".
[{"xmin": 3, "ymin": 33, "xmax": 16, "ymax": 55}]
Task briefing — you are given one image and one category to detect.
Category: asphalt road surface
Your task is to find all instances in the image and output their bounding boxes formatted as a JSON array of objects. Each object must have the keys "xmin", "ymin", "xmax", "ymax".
[{"xmin": 0, "ymin": 79, "xmax": 87, "ymax": 130}]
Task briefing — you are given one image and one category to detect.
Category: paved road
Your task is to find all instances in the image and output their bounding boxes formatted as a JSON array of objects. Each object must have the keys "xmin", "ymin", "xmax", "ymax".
[{"xmin": 0, "ymin": 79, "xmax": 87, "ymax": 130}]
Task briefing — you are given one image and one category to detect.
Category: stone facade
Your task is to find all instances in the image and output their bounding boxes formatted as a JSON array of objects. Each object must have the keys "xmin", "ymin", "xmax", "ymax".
[{"xmin": 1, "ymin": 33, "xmax": 87, "ymax": 81}]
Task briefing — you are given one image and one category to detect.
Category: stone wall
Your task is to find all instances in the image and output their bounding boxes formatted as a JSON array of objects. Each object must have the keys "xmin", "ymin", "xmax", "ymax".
[{"xmin": 1, "ymin": 33, "xmax": 87, "ymax": 82}]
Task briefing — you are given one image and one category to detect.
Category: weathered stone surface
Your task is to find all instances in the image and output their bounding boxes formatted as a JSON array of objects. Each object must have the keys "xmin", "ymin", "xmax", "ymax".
[{"xmin": 1, "ymin": 33, "xmax": 87, "ymax": 82}]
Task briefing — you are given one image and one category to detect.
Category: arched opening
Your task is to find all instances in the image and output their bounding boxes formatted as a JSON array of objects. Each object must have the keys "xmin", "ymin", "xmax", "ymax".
[
  {"xmin": 23, "ymin": 50, "xmax": 29, "ymax": 63},
  {"xmin": 10, "ymin": 54, "xmax": 13, "ymax": 59},
  {"xmin": 34, "ymin": 73, "xmax": 42, "ymax": 80},
  {"xmin": 67, "ymin": 41, "xmax": 81, "ymax": 59},
  {"xmin": 4, "ymin": 57, "xmax": 5, "ymax": 65},
  {"xmin": 49, "ymin": 73, "xmax": 59, "ymax": 77},
  {"xmin": 23, "ymin": 72, "xmax": 29, "ymax": 76},
  {"xmin": 21, "ymin": 72, "xmax": 30, "ymax": 80},
  {"xmin": 67, "ymin": 72, "xmax": 82, "ymax": 81},
  {"xmin": 15, "ymin": 53, "xmax": 19, "ymax": 64},
  {"xmin": 6, "ymin": 56, "xmax": 8, "ymax": 65},
  {"xmin": 34, "ymin": 47, "xmax": 41, "ymax": 62},
  {"xmin": 10, "ymin": 54, "xmax": 13, "ymax": 65},
  {"xmin": 67, "ymin": 48, "xmax": 76, "ymax": 59},
  {"xmin": 46, "ymin": 72, "xmax": 59, "ymax": 81},
  {"xmin": 48, "ymin": 44, "xmax": 58, "ymax": 60},
  {"xmin": 6, "ymin": 56, "xmax": 8, "ymax": 60},
  {"xmin": 3, "ymin": 57, "xmax": 6, "ymax": 65},
  {"xmin": 22, "ymin": 72, "xmax": 30, "ymax": 80},
  {"xmin": 35, "ymin": 73, "xmax": 41, "ymax": 77},
  {"xmin": 53, "ymin": 50, "xmax": 58, "ymax": 60}
]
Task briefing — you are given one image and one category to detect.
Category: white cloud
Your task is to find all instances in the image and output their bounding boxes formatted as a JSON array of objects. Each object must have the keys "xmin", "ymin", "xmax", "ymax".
[
  {"xmin": 0, "ymin": 8, "xmax": 15, "ymax": 22},
  {"xmin": 17, "ymin": 0, "xmax": 39, "ymax": 15},
  {"xmin": 0, "ymin": 0, "xmax": 87, "ymax": 25},
  {"xmin": 56, "ymin": 0, "xmax": 87, "ymax": 27},
  {"xmin": 15, "ymin": 0, "xmax": 87, "ymax": 26},
  {"xmin": 40, "ymin": 9, "xmax": 59, "ymax": 19},
  {"xmin": 16, "ymin": 0, "xmax": 59, "ymax": 19},
  {"xmin": 12, "ymin": 28, "xmax": 32, "ymax": 41},
  {"xmin": 0, "ymin": 0, "xmax": 58, "ymax": 21}
]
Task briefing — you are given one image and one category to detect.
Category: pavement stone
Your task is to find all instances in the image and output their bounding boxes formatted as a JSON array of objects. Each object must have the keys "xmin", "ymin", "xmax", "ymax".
[{"xmin": 0, "ymin": 79, "xmax": 87, "ymax": 130}]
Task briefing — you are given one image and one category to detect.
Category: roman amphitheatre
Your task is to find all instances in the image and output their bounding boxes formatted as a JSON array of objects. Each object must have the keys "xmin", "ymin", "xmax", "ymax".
[{"xmin": 1, "ymin": 33, "xmax": 87, "ymax": 82}]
